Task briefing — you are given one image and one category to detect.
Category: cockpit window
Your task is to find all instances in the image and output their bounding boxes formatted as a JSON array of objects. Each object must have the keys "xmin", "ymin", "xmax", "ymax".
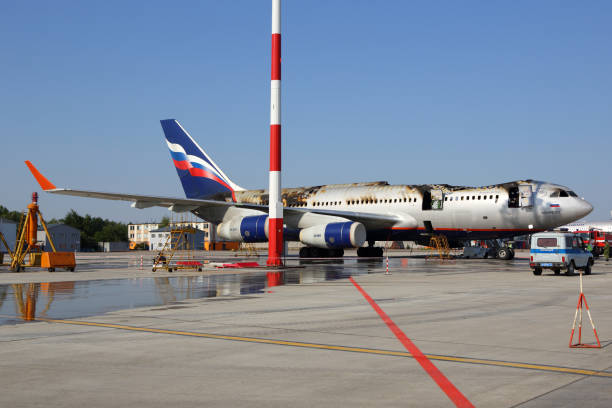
[
  {"xmin": 559, "ymin": 190, "xmax": 569, "ymax": 197},
  {"xmin": 550, "ymin": 190, "xmax": 560, "ymax": 197},
  {"xmin": 568, "ymin": 191, "xmax": 578, "ymax": 197}
]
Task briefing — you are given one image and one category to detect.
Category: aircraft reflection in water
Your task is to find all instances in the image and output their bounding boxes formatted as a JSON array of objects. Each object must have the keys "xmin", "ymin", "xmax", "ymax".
[{"xmin": 0, "ymin": 269, "xmax": 368, "ymax": 324}]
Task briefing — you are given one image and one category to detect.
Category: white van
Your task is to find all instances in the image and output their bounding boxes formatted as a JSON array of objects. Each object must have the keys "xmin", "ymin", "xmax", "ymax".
[{"xmin": 530, "ymin": 232, "xmax": 593, "ymax": 276}]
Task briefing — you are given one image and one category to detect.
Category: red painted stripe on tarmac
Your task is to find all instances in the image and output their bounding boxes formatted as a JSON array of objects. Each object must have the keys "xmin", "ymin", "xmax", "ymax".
[{"xmin": 349, "ymin": 277, "xmax": 474, "ymax": 408}]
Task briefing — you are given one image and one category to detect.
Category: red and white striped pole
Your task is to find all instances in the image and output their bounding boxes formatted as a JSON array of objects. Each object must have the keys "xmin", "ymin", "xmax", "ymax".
[{"xmin": 267, "ymin": 0, "xmax": 283, "ymax": 266}]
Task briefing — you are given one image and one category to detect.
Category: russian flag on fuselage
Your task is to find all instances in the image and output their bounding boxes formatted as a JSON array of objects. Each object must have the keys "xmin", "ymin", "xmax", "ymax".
[{"xmin": 160, "ymin": 119, "xmax": 242, "ymax": 201}]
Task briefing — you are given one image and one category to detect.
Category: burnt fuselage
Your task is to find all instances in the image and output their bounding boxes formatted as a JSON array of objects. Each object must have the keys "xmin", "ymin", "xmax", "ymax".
[{"xmin": 198, "ymin": 180, "xmax": 593, "ymax": 245}]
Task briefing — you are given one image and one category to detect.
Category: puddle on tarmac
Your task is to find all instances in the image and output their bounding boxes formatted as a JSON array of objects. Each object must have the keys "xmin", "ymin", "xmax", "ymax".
[{"xmin": 0, "ymin": 259, "xmax": 378, "ymax": 325}]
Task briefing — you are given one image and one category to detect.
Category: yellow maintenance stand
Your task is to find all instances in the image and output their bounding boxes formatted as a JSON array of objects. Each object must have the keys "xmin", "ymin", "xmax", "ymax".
[{"xmin": 10, "ymin": 192, "xmax": 76, "ymax": 272}]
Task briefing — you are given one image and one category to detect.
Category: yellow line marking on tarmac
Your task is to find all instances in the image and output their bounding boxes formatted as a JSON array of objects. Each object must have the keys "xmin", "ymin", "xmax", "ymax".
[{"xmin": 37, "ymin": 317, "xmax": 612, "ymax": 378}]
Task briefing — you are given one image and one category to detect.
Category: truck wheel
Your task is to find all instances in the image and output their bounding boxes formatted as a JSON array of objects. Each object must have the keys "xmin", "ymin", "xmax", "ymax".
[
  {"xmin": 48, "ymin": 268, "xmax": 55, "ymax": 272},
  {"xmin": 553, "ymin": 268, "xmax": 561, "ymax": 275},
  {"xmin": 566, "ymin": 261, "xmax": 575, "ymax": 276},
  {"xmin": 497, "ymin": 248, "xmax": 511, "ymax": 260},
  {"xmin": 533, "ymin": 267, "xmax": 542, "ymax": 276},
  {"xmin": 585, "ymin": 260, "xmax": 592, "ymax": 275}
]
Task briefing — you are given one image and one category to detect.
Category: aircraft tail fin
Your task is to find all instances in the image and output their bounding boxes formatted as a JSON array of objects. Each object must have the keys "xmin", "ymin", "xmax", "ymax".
[{"xmin": 160, "ymin": 119, "xmax": 244, "ymax": 201}]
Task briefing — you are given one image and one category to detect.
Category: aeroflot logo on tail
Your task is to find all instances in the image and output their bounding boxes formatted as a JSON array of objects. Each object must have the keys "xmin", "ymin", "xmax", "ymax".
[{"xmin": 166, "ymin": 140, "xmax": 236, "ymax": 200}]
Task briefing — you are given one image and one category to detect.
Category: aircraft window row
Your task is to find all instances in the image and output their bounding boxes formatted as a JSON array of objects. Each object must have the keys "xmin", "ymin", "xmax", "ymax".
[
  {"xmin": 286, "ymin": 197, "xmax": 426, "ymax": 207},
  {"xmin": 444, "ymin": 194, "xmax": 499, "ymax": 201},
  {"xmin": 345, "ymin": 197, "xmax": 418, "ymax": 205}
]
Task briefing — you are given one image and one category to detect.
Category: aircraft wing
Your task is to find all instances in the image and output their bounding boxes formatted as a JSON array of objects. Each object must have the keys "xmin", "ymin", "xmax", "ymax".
[{"xmin": 25, "ymin": 161, "xmax": 404, "ymax": 229}]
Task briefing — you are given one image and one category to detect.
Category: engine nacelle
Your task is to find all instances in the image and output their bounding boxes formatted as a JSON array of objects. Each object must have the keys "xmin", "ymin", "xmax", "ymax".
[
  {"xmin": 299, "ymin": 222, "xmax": 366, "ymax": 249},
  {"xmin": 217, "ymin": 215, "xmax": 269, "ymax": 242}
]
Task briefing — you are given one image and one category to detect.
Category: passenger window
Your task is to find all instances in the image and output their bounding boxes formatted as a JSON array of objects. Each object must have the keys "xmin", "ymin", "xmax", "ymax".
[
  {"xmin": 478, "ymin": 196, "xmax": 481, "ymax": 200},
  {"xmin": 461, "ymin": 196, "xmax": 464, "ymax": 200}
]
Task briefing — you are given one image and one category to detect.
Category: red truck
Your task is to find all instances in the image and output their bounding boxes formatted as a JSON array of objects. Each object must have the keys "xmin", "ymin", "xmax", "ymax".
[{"xmin": 574, "ymin": 229, "xmax": 612, "ymax": 256}]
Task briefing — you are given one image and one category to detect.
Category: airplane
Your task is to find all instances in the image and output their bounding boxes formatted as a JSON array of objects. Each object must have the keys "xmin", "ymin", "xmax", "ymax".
[
  {"xmin": 25, "ymin": 119, "xmax": 593, "ymax": 260},
  {"xmin": 561, "ymin": 220, "xmax": 612, "ymax": 233}
]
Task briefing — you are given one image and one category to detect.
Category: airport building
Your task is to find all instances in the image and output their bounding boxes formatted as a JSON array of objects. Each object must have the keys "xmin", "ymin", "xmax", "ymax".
[
  {"xmin": 128, "ymin": 221, "xmax": 217, "ymax": 249},
  {"xmin": 37, "ymin": 224, "xmax": 81, "ymax": 252},
  {"xmin": 149, "ymin": 226, "xmax": 206, "ymax": 251},
  {"xmin": 98, "ymin": 242, "xmax": 130, "ymax": 252},
  {"xmin": 128, "ymin": 223, "xmax": 161, "ymax": 246},
  {"xmin": 0, "ymin": 218, "xmax": 16, "ymax": 254}
]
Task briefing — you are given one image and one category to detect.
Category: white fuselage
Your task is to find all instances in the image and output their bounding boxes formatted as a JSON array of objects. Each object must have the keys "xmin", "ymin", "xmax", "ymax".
[{"xmin": 199, "ymin": 179, "xmax": 593, "ymax": 245}]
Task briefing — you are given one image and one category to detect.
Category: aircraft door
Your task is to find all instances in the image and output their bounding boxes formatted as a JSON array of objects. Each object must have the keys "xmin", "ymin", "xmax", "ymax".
[
  {"xmin": 519, "ymin": 184, "xmax": 533, "ymax": 207},
  {"xmin": 431, "ymin": 189, "xmax": 444, "ymax": 210}
]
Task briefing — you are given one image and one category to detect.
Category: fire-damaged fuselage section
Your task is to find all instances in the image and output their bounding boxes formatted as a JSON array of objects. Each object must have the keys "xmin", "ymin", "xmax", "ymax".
[{"xmin": 207, "ymin": 179, "xmax": 592, "ymax": 246}]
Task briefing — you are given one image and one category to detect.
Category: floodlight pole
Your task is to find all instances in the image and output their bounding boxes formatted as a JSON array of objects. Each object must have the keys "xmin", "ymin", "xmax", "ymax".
[{"xmin": 267, "ymin": 0, "xmax": 283, "ymax": 266}]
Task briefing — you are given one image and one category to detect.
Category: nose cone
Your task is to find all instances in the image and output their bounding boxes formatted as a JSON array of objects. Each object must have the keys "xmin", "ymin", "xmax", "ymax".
[
  {"xmin": 559, "ymin": 199, "xmax": 593, "ymax": 224},
  {"xmin": 578, "ymin": 200, "xmax": 594, "ymax": 218}
]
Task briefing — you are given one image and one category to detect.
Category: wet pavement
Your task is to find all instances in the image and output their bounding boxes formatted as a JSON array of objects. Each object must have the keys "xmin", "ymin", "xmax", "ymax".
[
  {"xmin": 1, "ymin": 250, "xmax": 611, "ymax": 407},
  {"xmin": 0, "ymin": 250, "xmax": 527, "ymax": 325},
  {"xmin": 0, "ymin": 264, "xmax": 367, "ymax": 325}
]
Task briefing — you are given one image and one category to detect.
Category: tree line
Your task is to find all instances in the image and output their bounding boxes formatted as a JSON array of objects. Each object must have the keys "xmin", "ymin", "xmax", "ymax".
[{"xmin": 1, "ymin": 206, "xmax": 128, "ymax": 250}]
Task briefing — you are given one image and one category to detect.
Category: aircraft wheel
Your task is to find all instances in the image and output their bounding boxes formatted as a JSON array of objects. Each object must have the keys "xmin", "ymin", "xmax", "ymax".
[
  {"xmin": 331, "ymin": 248, "xmax": 344, "ymax": 257},
  {"xmin": 357, "ymin": 247, "xmax": 367, "ymax": 257},
  {"xmin": 299, "ymin": 247, "xmax": 311, "ymax": 258}
]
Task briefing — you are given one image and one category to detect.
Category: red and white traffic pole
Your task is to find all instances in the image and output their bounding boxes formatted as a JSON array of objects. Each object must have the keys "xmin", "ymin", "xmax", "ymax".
[{"xmin": 267, "ymin": 0, "xmax": 283, "ymax": 266}]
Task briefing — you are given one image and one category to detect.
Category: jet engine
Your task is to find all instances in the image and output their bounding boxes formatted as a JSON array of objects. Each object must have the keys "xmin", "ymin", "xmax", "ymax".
[
  {"xmin": 299, "ymin": 221, "xmax": 366, "ymax": 249},
  {"xmin": 217, "ymin": 215, "xmax": 269, "ymax": 242}
]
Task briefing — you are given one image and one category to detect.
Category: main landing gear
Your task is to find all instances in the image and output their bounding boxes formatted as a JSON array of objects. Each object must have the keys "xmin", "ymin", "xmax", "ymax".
[
  {"xmin": 299, "ymin": 247, "xmax": 344, "ymax": 258},
  {"xmin": 357, "ymin": 247, "xmax": 384, "ymax": 257}
]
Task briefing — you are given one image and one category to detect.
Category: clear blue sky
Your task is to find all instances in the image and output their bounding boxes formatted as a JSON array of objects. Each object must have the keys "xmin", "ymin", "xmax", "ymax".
[{"xmin": 1, "ymin": 1, "xmax": 610, "ymax": 222}]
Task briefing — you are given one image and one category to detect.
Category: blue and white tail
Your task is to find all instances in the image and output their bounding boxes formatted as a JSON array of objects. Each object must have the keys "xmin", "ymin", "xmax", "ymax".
[{"xmin": 160, "ymin": 119, "xmax": 244, "ymax": 201}]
